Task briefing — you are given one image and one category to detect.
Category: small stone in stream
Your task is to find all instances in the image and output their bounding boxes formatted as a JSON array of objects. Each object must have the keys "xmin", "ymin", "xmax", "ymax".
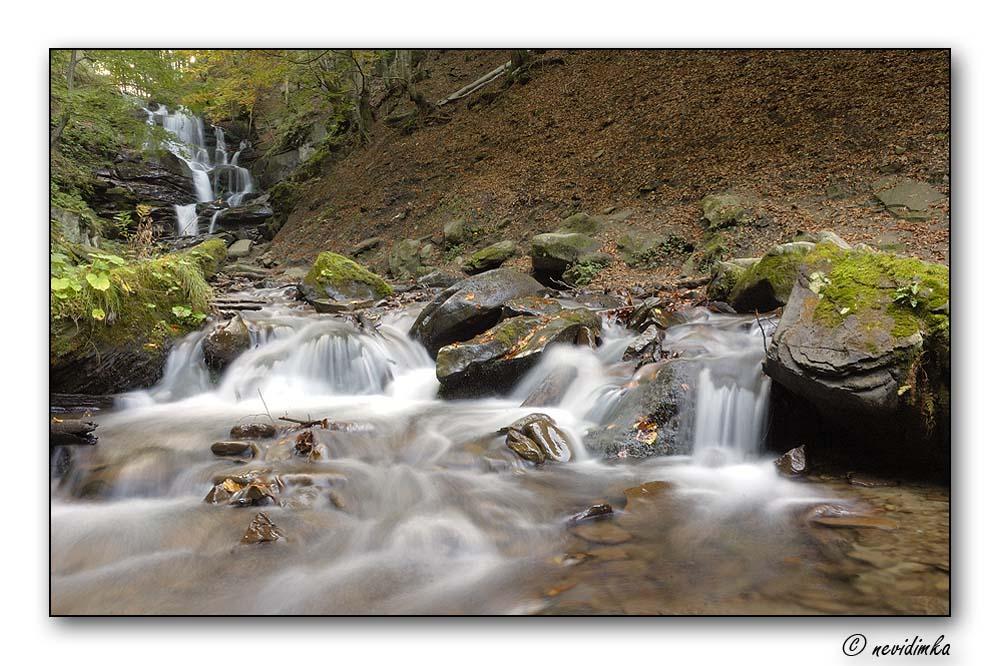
[
  {"xmin": 774, "ymin": 445, "xmax": 808, "ymax": 476},
  {"xmin": 569, "ymin": 521, "xmax": 633, "ymax": 545},
  {"xmin": 211, "ymin": 441, "xmax": 259, "ymax": 458},
  {"xmin": 523, "ymin": 419, "xmax": 572, "ymax": 462},
  {"xmin": 506, "ymin": 429, "xmax": 546, "ymax": 464},
  {"xmin": 230, "ymin": 480, "xmax": 275, "ymax": 507},
  {"xmin": 241, "ymin": 512, "xmax": 283, "ymax": 544},
  {"xmin": 810, "ymin": 515, "xmax": 899, "ymax": 531},
  {"xmin": 230, "ymin": 422, "xmax": 276, "ymax": 439},
  {"xmin": 568, "ymin": 502, "xmax": 613, "ymax": 524},
  {"xmin": 623, "ymin": 481, "xmax": 672, "ymax": 512}
]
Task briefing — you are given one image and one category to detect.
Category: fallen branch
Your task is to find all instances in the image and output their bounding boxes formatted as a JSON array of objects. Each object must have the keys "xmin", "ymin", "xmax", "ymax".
[
  {"xmin": 278, "ymin": 415, "xmax": 325, "ymax": 428},
  {"xmin": 437, "ymin": 61, "xmax": 511, "ymax": 106},
  {"xmin": 50, "ymin": 418, "xmax": 98, "ymax": 446}
]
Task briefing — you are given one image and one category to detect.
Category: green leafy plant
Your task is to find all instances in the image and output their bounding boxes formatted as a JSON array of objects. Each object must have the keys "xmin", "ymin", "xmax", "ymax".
[
  {"xmin": 894, "ymin": 281, "xmax": 923, "ymax": 309},
  {"xmin": 808, "ymin": 271, "xmax": 831, "ymax": 298}
]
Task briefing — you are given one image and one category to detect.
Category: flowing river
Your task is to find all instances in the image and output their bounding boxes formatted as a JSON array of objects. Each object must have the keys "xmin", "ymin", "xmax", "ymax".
[{"xmin": 50, "ymin": 287, "xmax": 949, "ymax": 615}]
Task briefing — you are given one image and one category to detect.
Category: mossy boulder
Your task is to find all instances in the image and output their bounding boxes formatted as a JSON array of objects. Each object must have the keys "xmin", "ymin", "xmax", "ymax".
[
  {"xmin": 764, "ymin": 245, "xmax": 949, "ymax": 476},
  {"xmin": 50, "ymin": 239, "xmax": 226, "ymax": 395},
  {"xmin": 618, "ymin": 229, "xmax": 695, "ymax": 268},
  {"xmin": 707, "ymin": 257, "xmax": 759, "ymax": 302},
  {"xmin": 443, "ymin": 220, "xmax": 471, "ymax": 246},
  {"xmin": 389, "ymin": 239, "xmax": 436, "ymax": 279},
  {"xmin": 462, "ymin": 240, "xmax": 517, "ymax": 274},
  {"xmin": 298, "ymin": 252, "xmax": 392, "ymax": 307},
  {"xmin": 529, "ymin": 232, "xmax": 601, "ymax": 283},
  {"xmin": 701, "ymin": 192, "xmax": 752, "ymax": 230},
  {"xmin": 726, "ymin": 241, "xmax": 816, "ymax": 312},
  {"xmin": 559, "ymin": 212, "xmax": 604, "ymax": 235},
  {"xmin": 436, "ymin": 308, "xmax": 602, "ymax": 397},
  {"xmin": 410, "ymin": 268, "xmax": 545, "ymax": 354}
]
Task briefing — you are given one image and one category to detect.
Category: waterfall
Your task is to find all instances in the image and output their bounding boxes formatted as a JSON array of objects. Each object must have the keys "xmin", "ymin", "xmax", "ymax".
[
  {"xmin": 656, "ymin": 311, "xmax": 776, "ymax": 464},
  {"xmin": 145, "ymin": 105, "xmax": 255, "ymax": 236}
]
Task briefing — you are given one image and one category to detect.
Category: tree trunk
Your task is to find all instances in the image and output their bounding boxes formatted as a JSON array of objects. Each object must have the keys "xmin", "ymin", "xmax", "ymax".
[{"xmin": 50, "ymin": 49, "xmax": 80, "ymax": 150}]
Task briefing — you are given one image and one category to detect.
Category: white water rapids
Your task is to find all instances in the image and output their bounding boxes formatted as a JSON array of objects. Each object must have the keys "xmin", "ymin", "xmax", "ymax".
[{"xmin": 52, "ymin": 290, "xmax": 854, "ymax": 614}]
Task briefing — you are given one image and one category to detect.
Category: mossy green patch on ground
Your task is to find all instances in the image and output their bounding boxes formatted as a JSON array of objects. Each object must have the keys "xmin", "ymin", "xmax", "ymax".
[
  {"xmin": 51, "ymin": 239, "xmax": 224, "ymax": 363},
  {"xmin": 304, "ymin": 251, "xmax": 392, "ymax": 299}
]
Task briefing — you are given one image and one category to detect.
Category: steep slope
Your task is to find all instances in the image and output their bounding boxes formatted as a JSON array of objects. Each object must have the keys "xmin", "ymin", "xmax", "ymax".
[{"xmin": 269, "ymin": 49, "xmax": 949, "ymax": 288}]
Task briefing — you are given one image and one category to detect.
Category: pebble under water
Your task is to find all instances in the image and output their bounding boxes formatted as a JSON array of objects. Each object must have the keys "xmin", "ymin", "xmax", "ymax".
[{"xmin": 50, "ymin": 288, "xmax": 949, "ymax": 615}]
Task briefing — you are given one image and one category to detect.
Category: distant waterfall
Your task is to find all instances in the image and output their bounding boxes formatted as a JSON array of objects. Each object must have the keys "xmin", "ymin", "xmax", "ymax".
[{"xmin": 145, "ymin": 105, "xmax": 255, "ymax": 236}]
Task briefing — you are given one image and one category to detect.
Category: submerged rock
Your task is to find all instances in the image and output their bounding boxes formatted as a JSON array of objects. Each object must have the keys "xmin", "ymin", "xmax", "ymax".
[
  {"xmin": 410, "ymin": 268, "xmax": 545, "ymax": 355},
  {"xmin": 568, "ymin": 503, "xmax": 613, "ymax": 524},
  {"xmin": 203, "ymin": 315, "xmax": 252, "ymax": 371},
  {"xmin": 435, "ymin": 309, "xmax": 601, "ymax": 397},
  {"xmin": 210, "ymin": 441, "xmax": 259, "ymax": 458},
  {"xmin": 241, "ymin": 511, "xmax": 283, "ymax": 544},
  {"xmin": 569, "ymin": 521, "xmax": 632, "ymax": 545}
]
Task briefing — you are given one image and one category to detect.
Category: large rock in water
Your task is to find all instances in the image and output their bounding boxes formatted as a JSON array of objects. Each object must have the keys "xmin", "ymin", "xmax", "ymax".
[
  {"xmin": 584, "ymin": 359, "xmax": 698, "ymax": 459},
  {"xmin": 763, "ymin": 246, "xmax": 949, "ymax": 476},
  {"xmin": 297, "ymin": 252, "xmax": 392, "ymax": 307},
  {"xmin": 410, "ymin": 268, "xmax": 545, "ymax": 354},
  {"xmin": 436, "ymin": 308, "xmax": 602, "ymax": 397},
  {"xmin": 203, "ymin": 315, "xmax": 252, "ymax": 371}
]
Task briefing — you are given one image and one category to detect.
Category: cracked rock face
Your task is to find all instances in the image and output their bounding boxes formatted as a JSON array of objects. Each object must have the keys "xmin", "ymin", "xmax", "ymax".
[{"xmin": 764, "ymin": 282, "xmax": 922, "ymax": 416}]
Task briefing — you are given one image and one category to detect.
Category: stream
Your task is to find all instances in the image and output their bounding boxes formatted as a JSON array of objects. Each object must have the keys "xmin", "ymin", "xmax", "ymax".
[{"xmin": 50, "ymin": 287, "xmax": 949, "ymax": 615}]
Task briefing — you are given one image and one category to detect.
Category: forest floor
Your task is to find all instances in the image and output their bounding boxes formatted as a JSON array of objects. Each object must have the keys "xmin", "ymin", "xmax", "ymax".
[{"xmin": 268, "ymin": 49, "xmax": 950, "ymax": 289}]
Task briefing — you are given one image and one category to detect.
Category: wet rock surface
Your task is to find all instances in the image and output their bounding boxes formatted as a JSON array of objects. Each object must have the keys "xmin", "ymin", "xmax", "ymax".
[
  {"xmin": 241, "ymin": 512, "xmax": 283, "ymax": 544},
  {"xmin": 410, "ymin": 268, "xmax": 546, "ymax": 355},
  {"xmin": 436, "ymin": 308, "xmax": 601, "ymax": 397},
  {"xmin": 203, "ymin": 315, "xmax": 252, "ymax": 371}
]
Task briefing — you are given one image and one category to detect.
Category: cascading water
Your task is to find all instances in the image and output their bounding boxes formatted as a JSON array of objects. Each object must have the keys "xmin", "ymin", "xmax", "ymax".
[
  {"xmin": 52, "ymin": 288, "xmax": 943, "ymax": 615},
  {"xmin": 145, "ymin": 105, "xmax": 255, "ymax": 236}
]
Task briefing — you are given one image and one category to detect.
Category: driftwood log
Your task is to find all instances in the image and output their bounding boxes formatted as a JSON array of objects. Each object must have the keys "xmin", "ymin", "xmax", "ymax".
[{"xmin": 50, "ymin": 418, "xmax": 98, "ymax": 446}]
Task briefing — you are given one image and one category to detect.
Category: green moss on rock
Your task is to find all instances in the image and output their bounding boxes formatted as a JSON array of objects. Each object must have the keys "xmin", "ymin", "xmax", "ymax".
[
  {"xmin": 462, "ymin": 240, "xmax": 516, "ymax": 274},
  {"xmin": 701, "ymin": 192, "xmax": 751, "ymax": 230},
  {"xmin": 807, "ymin": 244, "xmax": 950, "ymax": 361},
  {"xmin": 302, "ymin": 251, "xmax": 392, "ymax": 301},
  {"xmin": 728, "ymin": 241, "xmax": 815, "ymax": 312}
]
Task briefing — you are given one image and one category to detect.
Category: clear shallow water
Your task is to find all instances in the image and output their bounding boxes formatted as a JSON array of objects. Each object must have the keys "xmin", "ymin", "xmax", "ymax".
[{"xmin": 50, "ymin": 290, "xmax": 949, "ymax": 615}]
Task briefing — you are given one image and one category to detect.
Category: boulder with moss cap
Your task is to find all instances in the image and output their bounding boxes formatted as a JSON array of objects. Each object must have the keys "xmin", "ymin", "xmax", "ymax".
[
  {"xmin": 764, "ymin": 244, "xmax": 949, "ymax": 476},
  {"xmin": 298, "ymin": 251, "xmax": 392, "ymax": 309}
]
